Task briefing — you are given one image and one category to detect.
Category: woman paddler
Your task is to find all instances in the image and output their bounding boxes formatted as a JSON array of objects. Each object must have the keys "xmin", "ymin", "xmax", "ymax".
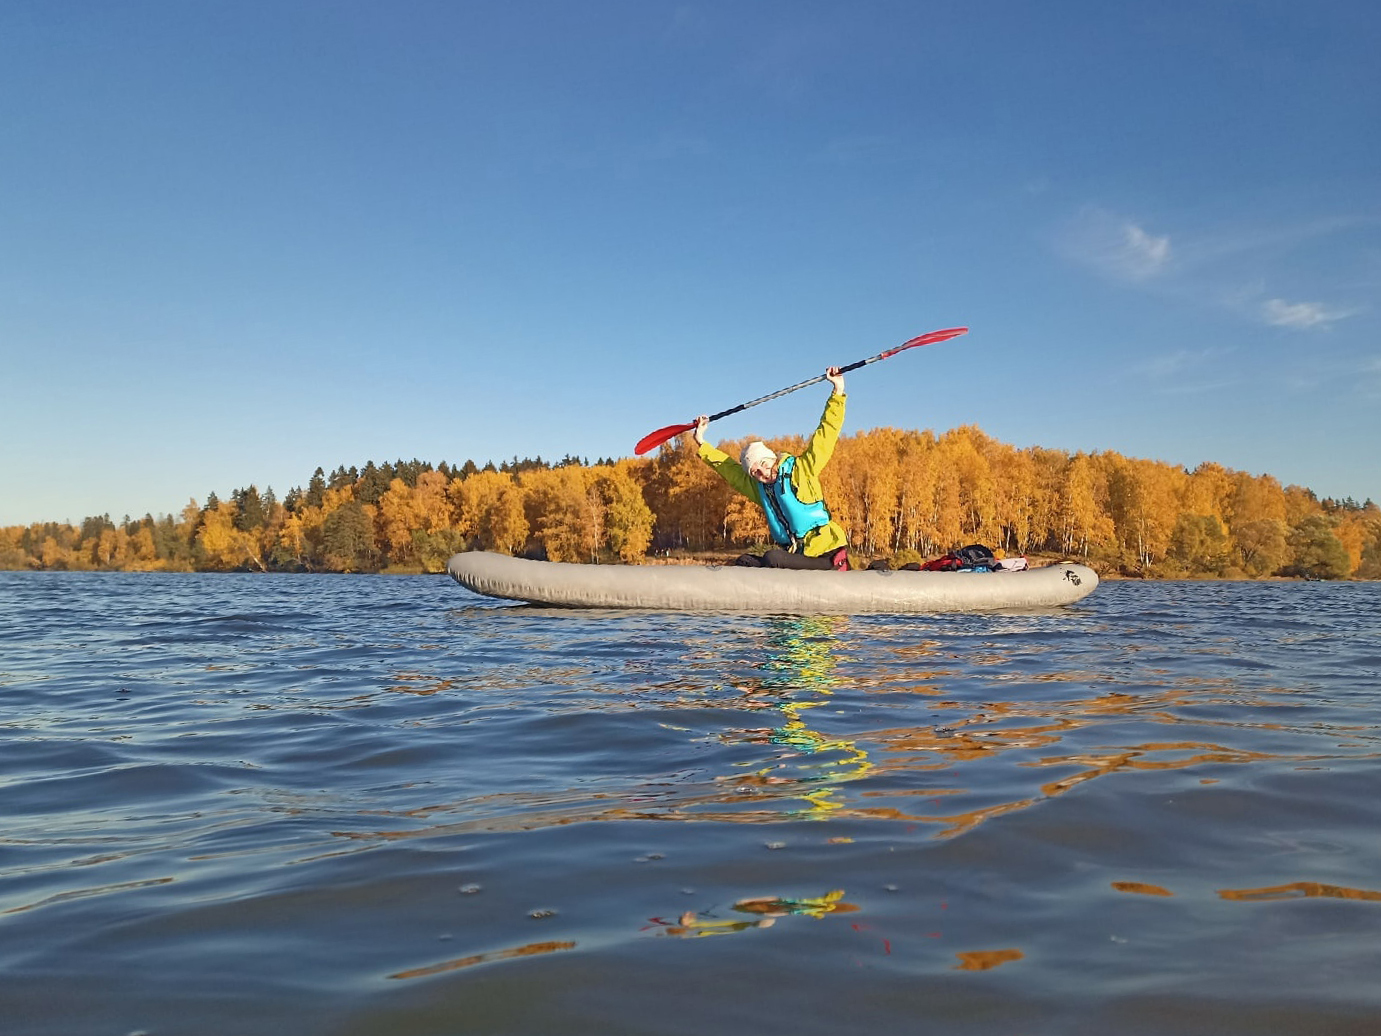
[{"xmin": 692, "ymin": 367, "xmax": 850, "ymax": 570}]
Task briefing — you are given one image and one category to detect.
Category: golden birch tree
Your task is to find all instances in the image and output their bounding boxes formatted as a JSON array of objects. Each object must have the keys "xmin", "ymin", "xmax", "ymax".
[
  {"xmin": 452, "ymin": 470, "xmax": 530, "ymax": 554},
  {"xmin": 592, "ymin": 462, "xmax": 655, "ymax": 562}
]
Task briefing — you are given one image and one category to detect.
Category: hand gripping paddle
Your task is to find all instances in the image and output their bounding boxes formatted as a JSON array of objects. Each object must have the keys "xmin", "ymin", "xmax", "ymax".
[{"xmin": 634, "ymin": 326, "xmax": 968, "ymax": 455}]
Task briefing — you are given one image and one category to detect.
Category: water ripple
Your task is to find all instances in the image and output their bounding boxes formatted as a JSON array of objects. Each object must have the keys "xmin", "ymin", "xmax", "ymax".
[{"xmin": 2, "ymin": 572, "xmax": 1380, "ymax": 1035}]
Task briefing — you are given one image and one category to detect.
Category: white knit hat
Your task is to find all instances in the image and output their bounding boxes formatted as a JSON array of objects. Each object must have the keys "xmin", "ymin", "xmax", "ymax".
[{"xmin": 740, "ymin": 441, "xmax": 776, "ymax": 475}]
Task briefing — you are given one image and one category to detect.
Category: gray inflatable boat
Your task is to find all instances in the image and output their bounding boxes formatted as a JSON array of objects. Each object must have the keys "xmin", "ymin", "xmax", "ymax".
[{"xmin": 447, "ymin": 551, "xmax": 1099, "ymax": 614}]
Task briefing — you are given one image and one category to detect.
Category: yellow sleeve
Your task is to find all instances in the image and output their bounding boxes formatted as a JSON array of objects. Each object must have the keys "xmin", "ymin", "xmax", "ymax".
[
  {"xmin": 698, "ymin": 442, "xmax": 760, "ymax": 502},
  {"xmin": 790, "ymin": 392, "xmax": 845, "ymax": 504}
]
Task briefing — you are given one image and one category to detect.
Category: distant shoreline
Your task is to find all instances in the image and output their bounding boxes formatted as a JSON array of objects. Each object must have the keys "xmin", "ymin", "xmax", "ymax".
[
  {"xmin": 1, "ymin": 556, "xmax": 1368, "ymax": 582},
  {"xmin": 5, "ymin": 433, "xmax": 1376, "ymax": 580}
]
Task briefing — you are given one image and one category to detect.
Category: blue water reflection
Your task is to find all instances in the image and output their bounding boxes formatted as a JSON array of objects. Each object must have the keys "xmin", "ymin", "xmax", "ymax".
[{"xmin": 2, "ymin": 572, "xmax": 1380, "ymax": 1035}]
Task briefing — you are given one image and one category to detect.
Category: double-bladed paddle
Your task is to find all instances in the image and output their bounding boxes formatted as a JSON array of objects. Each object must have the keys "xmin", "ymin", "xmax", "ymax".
[{"xmin": 634, "ymin": 326, "xmax": 969, "ymax": 455}]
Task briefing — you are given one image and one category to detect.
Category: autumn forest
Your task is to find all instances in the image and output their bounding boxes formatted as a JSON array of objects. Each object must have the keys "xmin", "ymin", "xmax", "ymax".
[{"xmin": 3, "ymin": 425, "xmax": 1378, "ymax": 579}]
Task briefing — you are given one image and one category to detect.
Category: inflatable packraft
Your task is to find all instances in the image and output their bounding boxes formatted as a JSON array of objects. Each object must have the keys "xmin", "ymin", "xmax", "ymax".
[{"xmin": 447, "ymin": 551, "xmax": 1099, "ymax": 614}]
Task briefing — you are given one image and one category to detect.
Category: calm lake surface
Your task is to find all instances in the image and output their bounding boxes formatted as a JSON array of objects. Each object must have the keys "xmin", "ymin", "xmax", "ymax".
[{"xmin": 3, "ymin": 571, "xmax": 1380, "ymax": 1035}]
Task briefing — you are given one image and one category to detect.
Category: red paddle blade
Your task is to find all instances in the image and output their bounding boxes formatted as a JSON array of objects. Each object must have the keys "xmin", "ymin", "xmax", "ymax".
[
  {"xmin": 635, "ymin": 421, "xmax": 696, "ymax": 455},
  {"xmin": 880, "ymin": 326, "xmax": 968, "ymax": 359}
]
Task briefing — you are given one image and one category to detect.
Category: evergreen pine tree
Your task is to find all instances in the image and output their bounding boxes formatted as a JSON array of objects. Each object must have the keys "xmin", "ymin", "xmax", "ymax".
[
  {"xmin": 321, "ymin": 501, "xmax": 379, "ymax": 572},
  {"xmin": 357, "ymin": 461, "xmax": 388, "ymax": 504},
  {"xmin": 232, "ymin": 486, "xmax": 266, "ymax": 530}
]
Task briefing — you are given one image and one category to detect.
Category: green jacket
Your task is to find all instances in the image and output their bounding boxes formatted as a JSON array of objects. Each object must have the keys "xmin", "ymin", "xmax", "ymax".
[{"xmin": 697, "ymin": 392, "xmax": 849, "ymax": 557}]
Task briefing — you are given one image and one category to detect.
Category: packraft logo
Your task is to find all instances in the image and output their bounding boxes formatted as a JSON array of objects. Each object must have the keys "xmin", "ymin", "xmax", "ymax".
[{"xmin": 1064, "ymin": 569, "xmax": 1082, "ymax": 585}]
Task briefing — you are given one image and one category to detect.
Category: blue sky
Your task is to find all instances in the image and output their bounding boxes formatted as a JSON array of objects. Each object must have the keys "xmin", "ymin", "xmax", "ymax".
[{"xmin": 2, "ymin": 0, "xmax": 1377, "ymax": 526}]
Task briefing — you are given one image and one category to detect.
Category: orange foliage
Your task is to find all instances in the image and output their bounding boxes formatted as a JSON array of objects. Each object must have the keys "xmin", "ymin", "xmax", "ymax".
[{"xmin": 2, "ymin": 430, "xmax": 1376, "ymax": 578}]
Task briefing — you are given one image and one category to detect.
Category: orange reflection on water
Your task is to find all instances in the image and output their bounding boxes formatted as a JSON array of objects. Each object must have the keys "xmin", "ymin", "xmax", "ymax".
[
  {"xmin": 2, "ymin": 875, "xmax": 176, "ymax": 915},
  {"xmin": 1112, "ymin": 881, "xmax": 1174, "ymax": 896},
  {"xmin": 657, "ymin": 890, "xmax": 859, "ymax": 939},
  {"xmin": 911, "ymin": 797, "xmax": 1039, "ymax": 839},
  {"xmin": 321, "ymin": 623, "xmax": 1381, "ymax": 850},
  {"xmin": 386, "ymin": 671, "xmax": 458, "ymax": 696},
  {"xmin": 953, "ymin": 948, "xmax": 1024, "ymax": 971},
  {"xmin": 1035, "ymin": 741, "xmax": 1282, "ymax": 798},
  {"xmin": 389, "ymin": 939, "xmax": 577, "ymax": 979},
  {"xmin": 1218, "ymin": 881, "xmax": 1381, "ymax": 902}
]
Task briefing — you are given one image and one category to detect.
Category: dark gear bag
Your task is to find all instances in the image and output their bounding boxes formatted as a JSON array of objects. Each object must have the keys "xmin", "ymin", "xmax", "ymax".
[
  {"xmin": 953, "ymin": 544, "xmax": 996, "ymax": 569},
  {"xmin": 918, "ymin": 543, "xmax": 996, "ymax": 572}
]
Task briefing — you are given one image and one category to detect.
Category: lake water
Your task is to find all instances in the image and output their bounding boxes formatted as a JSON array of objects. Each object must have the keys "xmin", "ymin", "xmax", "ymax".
[{"xmin": 3, "ymin": 571, "xmax": 1380, "ymax": 1035}]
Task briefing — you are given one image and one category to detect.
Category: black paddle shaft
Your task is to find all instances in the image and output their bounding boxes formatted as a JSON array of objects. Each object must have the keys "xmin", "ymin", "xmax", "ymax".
[{"xmin": 705, "ymin": 355, "xmax": 886, "ymax": 423}]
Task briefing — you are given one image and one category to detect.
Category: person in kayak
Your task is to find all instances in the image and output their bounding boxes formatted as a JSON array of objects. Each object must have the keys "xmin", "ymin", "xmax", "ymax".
[{"xmin": 693, "ymin": 367, "xmax": 851, "ymax": 570}]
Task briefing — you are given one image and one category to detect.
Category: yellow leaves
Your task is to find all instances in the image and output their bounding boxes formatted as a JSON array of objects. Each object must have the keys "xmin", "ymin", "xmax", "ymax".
[
  {"xmin": 452, "ymin": 470, "xmax": 529, "ymax": 554},
  {"xmin": 520, "ymin": 466, "xmax": 596, "ymax": 563},
  {"xmin": 1105, "ymin": 455, "xmax": 1185, "ymax": 567},
  {"xmin": 196, "ymin": 503, "xmax": 238, "ymax": 565},
  {"xmin": 941, "ymin": 425, "xmax": 999, "ymax": 546},
  {"xmin": 0, "ymin": 527, "xmax": 24, "ymax": 569},
  {"xmin": 723, "ymin": 492, "xmax": 767, "ymax": 546},
  {"xmin": 508, "ymin": 464, "xmax": 656, "ymax": 564},
  {"xmin": 639, "ymin": 433, "xmax": 738, "ymax": 550},
  {"xmin": 825, "ymin": 426, "xmax": 1055, "ymax": 556},
  {"xmin": 894, "ymin": 429, "xmax": 939, "ymax": 553},
  {"xmin": 40, "ymin": 536, "xmax": 73, "ymax": 570},
  {"xmin": 196, "ymin": 501, "xmax": 265, "ymax": 572},
  {"xmin": 1284, "ymin": 484, "xmax": 1320, "ymax": 525},
  {"xmin": 1183, "ymin": 462, "xmax": 1235, "ymax": 523},
  {"xmin": 830, "ymin": 427, "xmax": 903, "ymax": 554},
  {"xmin": 321, "ymin": 485, "xmax": 355, "ymax": 514},
  {"xmin": 931, "ymin": 465, "xmax": 964, "ymax": 552},
  {"xmin": 377, "ymin": 478, "xmax": 423, "ymax": 561},
  {"xmin": 1232, "ymin": 472, "xmax": 1287, "ymax": 525},
  {"xmin": 413, "ymin": 471, "xmax": 454, "ymax": 532},
  {"xmin": 1335, "ymin": 512, "xmax": 1371, "ymax": 574},
  {"xmin": 1061, "ymin": 453, "xmax": 1116, "ymax": 556},
  {"xmin": 128, "ymin": 526, "xmax": 158, "ymax": 568},
  {"xmin": 591, "ymin": 465, "xmax": 655, "ymax": 563},
  {"xmin": 2, "ymin": 440, "xmax": 1374, "ymax": 575},
  {"xmin": 275, "ymin": 512, "xmax": 305, "ymax": 560},
  {"xmin": 94, "ymin": 527, "xmax": 127, "ymax": 568}
]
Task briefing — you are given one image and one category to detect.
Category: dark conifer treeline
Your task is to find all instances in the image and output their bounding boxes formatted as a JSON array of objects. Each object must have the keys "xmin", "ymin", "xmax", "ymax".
[{"xmin": 2, "ymin": 432, "xmax": 1378, "ymax": 578}]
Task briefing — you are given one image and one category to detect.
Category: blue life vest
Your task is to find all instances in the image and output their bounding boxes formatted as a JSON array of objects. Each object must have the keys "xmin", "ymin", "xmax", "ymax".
[{"xmin": 755, "ymin": 455, "xmax": 833, "ymax": 550}]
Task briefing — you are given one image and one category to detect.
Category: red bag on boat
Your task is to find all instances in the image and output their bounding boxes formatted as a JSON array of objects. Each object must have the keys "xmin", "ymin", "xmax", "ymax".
[{"xmin": 920, "ymin": 554, "xmax": 963, "ymax": 571}]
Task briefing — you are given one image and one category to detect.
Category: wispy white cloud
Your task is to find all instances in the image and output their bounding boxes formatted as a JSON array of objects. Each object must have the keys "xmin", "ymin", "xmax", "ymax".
[
  {"xmin": 1127, "ymin": 346, "xmax": 1237, "ymax": 394},
  {"xmin": 1276, "ymin": 354, "xmax": 1381, "ymax": 403},
  {"xmin": 1122, "ymin": 224, "xmax": 1171, "ymax": 278},
  {"xmin": 1173, "ymin": 214, "xmax": 1379, "ymax": 272},
  {"xmin": 1061, "ymin": 209, "xmax": 1375, "ymax": 338},
  {"xmin": 1060, "ymin": 207, "xmax": 1172, "ymax": 282},
  {"xmin": 1132, "ymin": 348, "xmax": 1204, "ymax": 380},
  {"xmin": 1261, "ymin": 298, "xmax": 1360, "ymax": 330}
]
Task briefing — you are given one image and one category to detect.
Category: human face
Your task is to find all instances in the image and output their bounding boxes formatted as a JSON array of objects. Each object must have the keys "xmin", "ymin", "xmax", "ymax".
[{"xmin": 749, "ymin": 456, "xmax": 778, "ymax": 483}]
